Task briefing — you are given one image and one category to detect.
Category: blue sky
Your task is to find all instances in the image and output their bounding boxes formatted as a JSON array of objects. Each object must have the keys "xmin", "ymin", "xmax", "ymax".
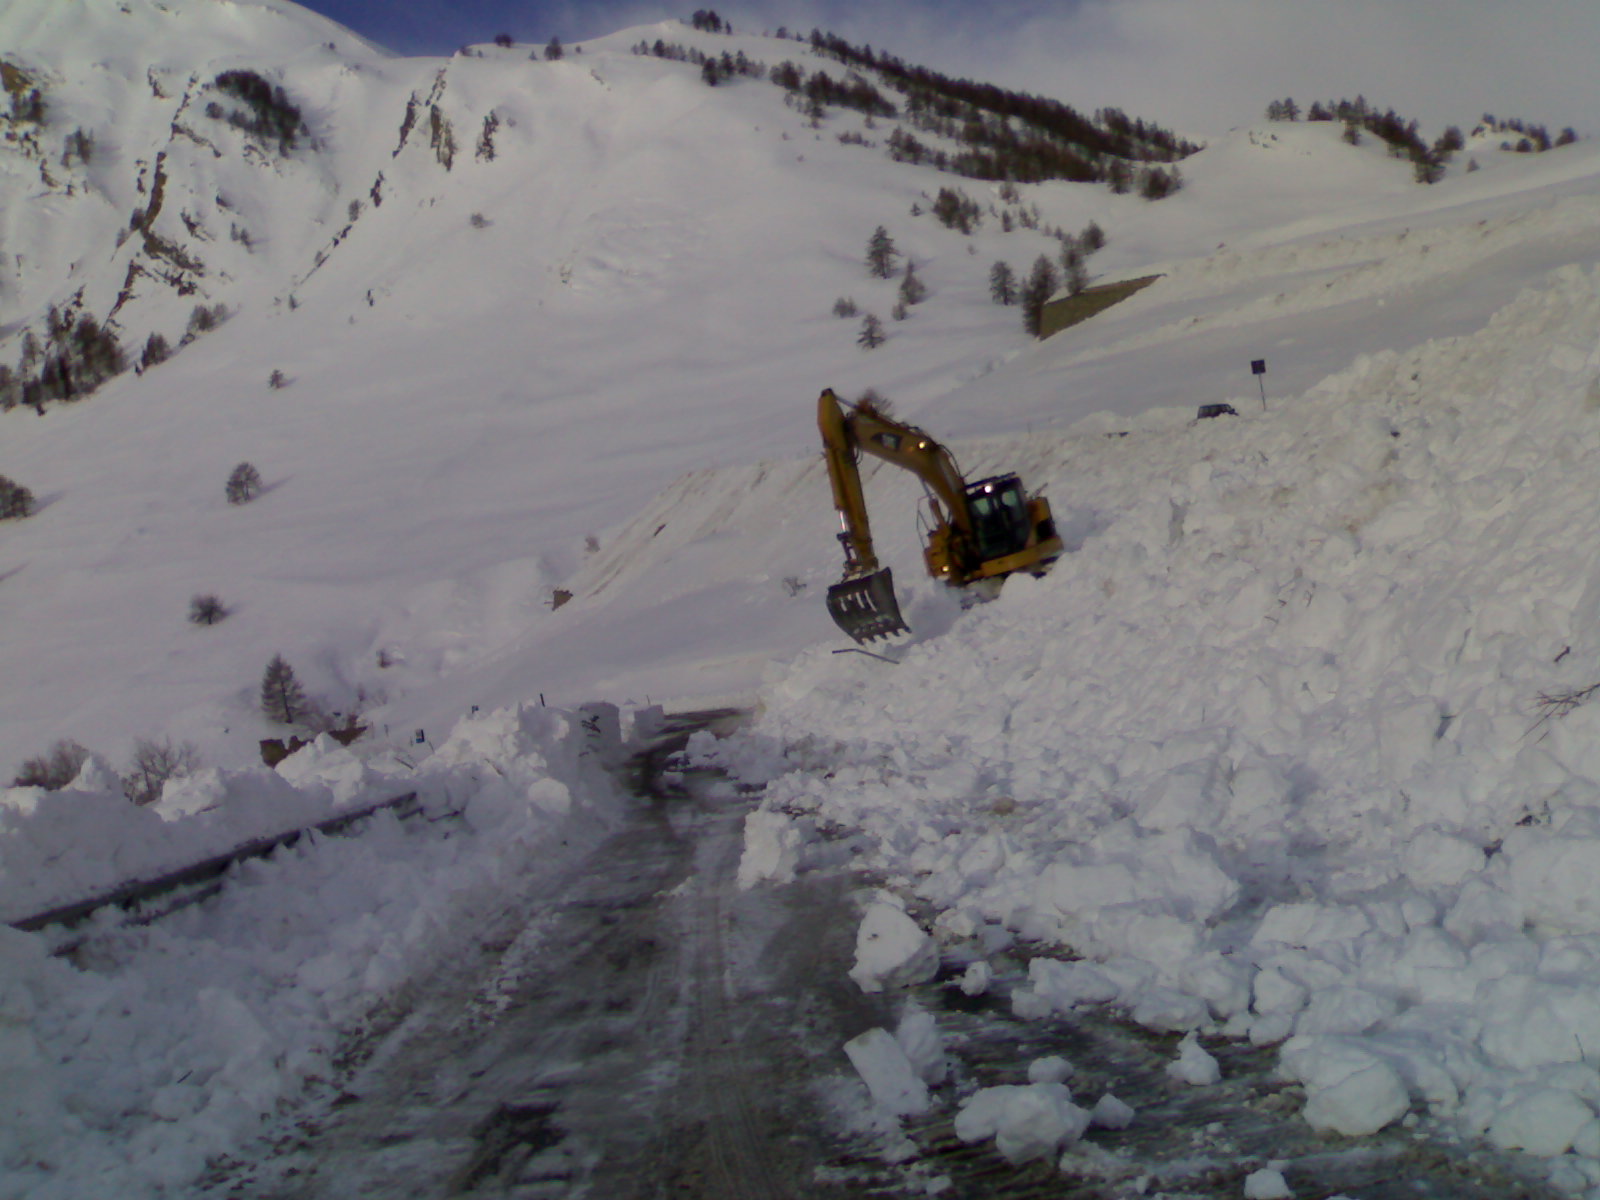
[{"xmin": 293, "ymin": 0, "xmax": 1600, "ymax": 139}]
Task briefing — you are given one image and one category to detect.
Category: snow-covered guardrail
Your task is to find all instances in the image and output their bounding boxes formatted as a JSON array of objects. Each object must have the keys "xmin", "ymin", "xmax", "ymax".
[{"xmin": 8, "ymin": 791, "xmax": 420, "ymax": 936}]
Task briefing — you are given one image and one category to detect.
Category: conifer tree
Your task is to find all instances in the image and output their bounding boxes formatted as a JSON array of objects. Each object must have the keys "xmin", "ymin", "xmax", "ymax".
[
  {"xmin": 898, "ymin": 261, "xmax": 928, "ymax": 307},
  {"xmin": 858, "ymin": 313, "xmax": 886, "ymax": 349},
  {"xmin": 988, "ymin": 261, "xmax": 1016, "ymax": 306},
  {"xmin": 865, "ymin": 226, "xmax": 899, "ymax": 278},
  {"xmin": 260, "ymin": 655, "xmax": 308, "ymax": 725},
  {"xmin": 1021, "ymin": 255, "xmax": 1059, "ymax": 337},
  {"xmin": 1061, "ymin": 243, "xmax": 1089, "ymax": 296}
]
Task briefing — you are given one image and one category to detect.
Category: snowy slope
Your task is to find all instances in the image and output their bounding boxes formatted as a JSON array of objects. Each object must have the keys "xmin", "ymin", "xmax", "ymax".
[{"xmin": 7, "ymin": 0, "xmax": 1600, "ymax": 1192}]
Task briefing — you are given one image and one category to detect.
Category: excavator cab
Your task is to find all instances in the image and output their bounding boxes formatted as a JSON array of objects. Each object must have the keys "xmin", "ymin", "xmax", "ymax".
[{"xmin": 965, "ymin": 475, "xmax": 1034, "ymax": 563}]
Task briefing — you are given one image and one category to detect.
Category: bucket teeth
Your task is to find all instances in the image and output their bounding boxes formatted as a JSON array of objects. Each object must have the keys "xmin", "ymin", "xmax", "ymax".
[{"xmin": 826, "ymin": 568, "xmax": 909, "ymax": 644}]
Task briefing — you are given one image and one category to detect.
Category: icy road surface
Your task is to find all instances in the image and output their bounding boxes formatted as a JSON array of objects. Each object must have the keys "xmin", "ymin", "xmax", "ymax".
[{"xmin": 200, "ymin": 715, "xmax": 1562, "ymax": 1200}]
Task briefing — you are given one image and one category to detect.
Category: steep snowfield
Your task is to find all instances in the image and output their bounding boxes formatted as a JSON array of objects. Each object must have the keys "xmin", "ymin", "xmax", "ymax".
[{"xmin": 7, "ymin": 0, "xmax": 1600, "ymax": 1192}]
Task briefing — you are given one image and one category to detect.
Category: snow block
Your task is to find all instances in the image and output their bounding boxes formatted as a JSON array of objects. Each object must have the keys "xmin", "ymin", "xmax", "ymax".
[
  {"xmin": 1401, "ymin": 829, "xmax": 1487, "ymax": 891},
  {"xmin": 1166, "ymin": 1032, "xmax": 1221, "ymax": 1085},
  {"xmin": 953, "ymin": 1083, "xmax": 1090, "ymax": 1164},
  {"xmin": 1487, "ymin": 1087, "xmax": 1594, "ymax": 1156},
  {"xmin": 1243, "ymin": 1167, "xmax": 1294, "ymax": 1199},
  {"xmin": 848, "ymin": 901, "xmax": 938, "ymax": 993},
  {"xmin": 1090, "ymin": 1093, "xmax": 1136, "ymax": 1130},
  {"xmin": 843, "ymin": 1028, "xmax": 930, "ymax": 1116},
  {"xmin": 1280, "ymin": 1036, "xmax": 1409, "ymax": 1135},
  {"xmin": 737, "ymin": 808, "xmax": 809, "ymax": 888},
  {"xmin": 1504, "ymin": 833, "xmax": 1600, "ymax": 935},
  {"xmin": 895, "ymin": 1007, "xmax": 947, "ymax": 1085}
]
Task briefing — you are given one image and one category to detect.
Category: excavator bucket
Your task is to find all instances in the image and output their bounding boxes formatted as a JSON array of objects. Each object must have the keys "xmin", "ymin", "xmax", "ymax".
[{"xmin": 826, "ymin": 567, "xmax": 909, "ymax": 643}]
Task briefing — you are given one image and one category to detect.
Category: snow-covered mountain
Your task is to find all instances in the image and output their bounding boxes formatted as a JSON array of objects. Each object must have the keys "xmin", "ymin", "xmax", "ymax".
[
  {"xmin": 9, "ymin": 0, "xmax": 1600, "ymax": 1193},
  {"xmin": 0, "ymin": 0, "xmax": 1193, "ymax": 777}
]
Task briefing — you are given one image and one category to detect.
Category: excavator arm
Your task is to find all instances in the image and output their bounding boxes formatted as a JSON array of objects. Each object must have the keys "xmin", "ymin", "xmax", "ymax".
[{"xmin": 817, "ymin": 389, "xmax": 916, "ymax": 642}]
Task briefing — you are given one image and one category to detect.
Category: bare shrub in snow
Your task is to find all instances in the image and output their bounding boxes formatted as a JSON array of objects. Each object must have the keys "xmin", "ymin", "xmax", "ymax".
[
  {"xmin": 268, "ymin": 369, "xmax": 287, "ymax": 390},
  {"xmin": 122, "ymin": 737, "xmax": 201, "ymax": 805},
  {"xmin": 188, "ymin": 593, "xmax": 228, "ymax": 625},
  {"xmin": 12, "ymin": 739, "xmax": 90, "ymax": 790},
  {"xmin": 832, "ymin": 296, "xmax": 858, "ymax": 318},
  {"xmin": 855, "ymin": 388, "xmax": 893, "ymax": 416},
  {"xmin": 140, "ymin": 332, "xmax": 171, "ymax": 371},
  {"xmin": 184, "ymin": 302, "xmax": 228, "ymax": 343},
  {"xmin": 1530, "ymin": 681, "xmax": 1600, "ymax": 737},
  {"xmin": 225, "ymin": 462, "xmax": 262, "ymax": 505},
  {"xmin": 0, "ymin": 474, "xmax": 34, "ymax": 520}
]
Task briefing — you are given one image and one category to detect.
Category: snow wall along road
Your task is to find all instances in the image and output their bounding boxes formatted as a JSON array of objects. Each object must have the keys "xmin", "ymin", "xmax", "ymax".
[{"xmin": 692, "ymin": 264, "xmax": 1600, "ymax": 1183}]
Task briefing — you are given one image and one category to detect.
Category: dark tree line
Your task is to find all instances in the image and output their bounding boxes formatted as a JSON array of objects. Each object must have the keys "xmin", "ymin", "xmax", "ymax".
[
  {"xmin": 1474, "ymin": 113, "xmax": 1577, "ymax": 153},
  {"xmin": 0, "ymin": 305, "xmax": 125, "ymax": 413},
  {"xmin": 800, "ymin": 28, "xmax": 1196, "ymax": 185},
  {"xmin": 205, "ymin": 69, "xmax": 307, "ymax": 154},
  {"xmin": 641, "ymin": 25, "xmax": 1194, "ymax": 196},
  {"xmin": 633, "ymin": 40, "xmax": 765, "ymax": 86},
  {"xmin": 1266, "ymin": 96, "xmax": 1578, "ymax": 182}
]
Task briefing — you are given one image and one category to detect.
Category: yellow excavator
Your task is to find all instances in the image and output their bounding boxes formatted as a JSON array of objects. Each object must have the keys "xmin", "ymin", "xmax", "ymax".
[{"xmin": 818, "ymin": 388, "xmax": 1064, "ymax": 643}]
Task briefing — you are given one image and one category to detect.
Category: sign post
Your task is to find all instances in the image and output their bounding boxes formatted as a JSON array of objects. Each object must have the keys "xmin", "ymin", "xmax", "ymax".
[{"xmin": 1251, "ymin": 359, "xmax": 1267, "ymax": 411}]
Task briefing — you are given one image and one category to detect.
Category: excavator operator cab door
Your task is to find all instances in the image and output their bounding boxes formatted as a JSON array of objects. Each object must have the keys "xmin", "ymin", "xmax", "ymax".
[{"xmin": 965, "ymin": 475, "xmax": 1032, "ymax": 562}]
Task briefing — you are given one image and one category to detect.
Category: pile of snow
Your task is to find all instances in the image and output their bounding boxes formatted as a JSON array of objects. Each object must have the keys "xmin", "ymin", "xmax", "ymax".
[
  {"xmin": 710, "ymin": 259, "xmax": 1600, "ymax": 1178},
  {"xmin": 0, "ymin": 702, "xmax": 624, "ymax": 1199}
]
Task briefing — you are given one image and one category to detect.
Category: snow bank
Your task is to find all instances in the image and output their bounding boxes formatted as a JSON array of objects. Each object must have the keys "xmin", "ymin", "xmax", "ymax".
[
  {"xmin": 0, "ymin": 703, "xmax": 622, "ymax": 1200},
  {"xmin": 709, "ymin": 263, "xmax": 1600, "ymax": 1170}
]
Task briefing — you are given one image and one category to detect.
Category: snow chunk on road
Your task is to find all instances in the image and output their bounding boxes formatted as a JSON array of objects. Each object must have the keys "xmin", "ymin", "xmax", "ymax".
[
  {"xmin": 1167, "ymin": 1032, "xmax": 1221, "ymax": 1085},
  {"xmin": 1090, "ymin": 1092, "xmax": 1136, "ymax": 1130},
  {"xmin": 737, "ymin": 808, "xmax": 811, "ymax": 887},
  {"xmin": 1027, "ymin": 1055, "xmax": 1074, "ymax": 1085},
  {"xmin": 959, "ymin": 960, "xmax": 992, "ymax": 996},
  {"xmin": 843, "ymin": 1028, "xmax": 931, "ymax": 1116},
  {"xmin": 849, "ymin": 900, "xmax": 938, "ymax": 993},
  {"xmin": 1243, "ymin": 1167, "xmax": 1294, "ymax": 1199},
  {"xmin": 953, "ymin": 1083, "xmax": 1091, "ymax": 1164}
]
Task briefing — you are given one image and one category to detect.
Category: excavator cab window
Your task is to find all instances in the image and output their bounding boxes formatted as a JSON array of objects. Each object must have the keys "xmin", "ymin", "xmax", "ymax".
[{"xmin": 967, "ymin": 476, "xmax": 1031, "ymax": 562}]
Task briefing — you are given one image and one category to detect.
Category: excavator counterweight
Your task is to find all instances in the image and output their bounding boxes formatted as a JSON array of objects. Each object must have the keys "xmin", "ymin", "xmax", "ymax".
[{"xmin": 817, "ymin": 389, "xmax": 1062, "ymax": 644}]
